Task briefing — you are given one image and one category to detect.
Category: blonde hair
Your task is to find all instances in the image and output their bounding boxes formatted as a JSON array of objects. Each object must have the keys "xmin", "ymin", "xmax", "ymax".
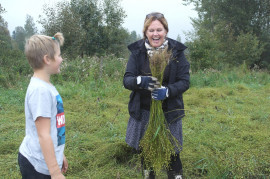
[
  {"xmin": 143, "ymin": 12, "xmax": 169, "ymax": 39},
  {"xmin": 25, "ymin": 32, "xmax": 64, "ymax": 70}
]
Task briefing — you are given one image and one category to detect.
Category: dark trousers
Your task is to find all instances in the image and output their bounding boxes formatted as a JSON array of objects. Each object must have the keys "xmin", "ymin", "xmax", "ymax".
[
  {"xmin": 18, "ymin": 152, "xmax": 51, "ymax": 179},
  {"xmin": 168, "ymin": 153, "xmax": 183, "ymax": 173}
]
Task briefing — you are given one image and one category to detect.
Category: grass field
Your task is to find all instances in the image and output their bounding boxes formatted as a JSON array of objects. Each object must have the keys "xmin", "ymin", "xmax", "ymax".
[{"xmin": 0, "ymin": 62, "xmax": 269, "ymax": 178}]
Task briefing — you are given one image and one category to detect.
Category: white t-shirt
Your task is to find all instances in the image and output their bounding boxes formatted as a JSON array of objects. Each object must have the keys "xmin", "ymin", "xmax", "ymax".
[{"xmin": 19, "ymin": 77, "xmax": 66, "ymax": 175}]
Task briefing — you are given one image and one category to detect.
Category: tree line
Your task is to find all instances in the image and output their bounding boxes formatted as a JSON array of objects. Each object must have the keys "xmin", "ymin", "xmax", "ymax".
[
  {"xmin": 184, "ymin": 0, "xmax": 270, "ymax": 70},
  {"xmin": 1, "ymin": 0, "xmax": 270, "ymax": 73},
  {"xmin": 0, "ymin": 0, "xmax": 141, "ymax": 58}
]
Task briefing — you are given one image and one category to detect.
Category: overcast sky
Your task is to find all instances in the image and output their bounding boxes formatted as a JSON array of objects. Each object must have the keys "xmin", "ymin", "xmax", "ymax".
[{"xmin": 1, "ymin": 0, "xmax": 197, "ymax": 42}]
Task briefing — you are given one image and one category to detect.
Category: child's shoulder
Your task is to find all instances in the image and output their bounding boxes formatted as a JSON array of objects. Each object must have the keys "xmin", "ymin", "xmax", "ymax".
[
  {"xmin": 29, "ymin": 77, "xmax": 54, "ymax": 88},
  {"xmin": 27, "ymin": 77, "xmax": 57, "ymax": 96}
]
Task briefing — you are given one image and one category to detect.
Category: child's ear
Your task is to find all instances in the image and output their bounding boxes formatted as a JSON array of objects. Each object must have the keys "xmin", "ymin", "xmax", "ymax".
[{"xmin": 43, "ymin": 55, "xmax": 51, "ymax": 65}]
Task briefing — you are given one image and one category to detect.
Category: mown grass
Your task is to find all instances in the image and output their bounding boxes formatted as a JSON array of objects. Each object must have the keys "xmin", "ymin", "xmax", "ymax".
[
  {"xmin": 183, "ymin": 84, "xmax": 270, "ymax": 178},
  {"xmin": 0, "ymin": 59, "xmax": 270, "ymax": 178}
]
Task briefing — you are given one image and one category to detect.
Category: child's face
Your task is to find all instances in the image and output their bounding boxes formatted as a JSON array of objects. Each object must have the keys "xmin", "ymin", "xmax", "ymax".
[{"xmin": 50, "ymin": 47, "xmax": 63, "ymax": 74}]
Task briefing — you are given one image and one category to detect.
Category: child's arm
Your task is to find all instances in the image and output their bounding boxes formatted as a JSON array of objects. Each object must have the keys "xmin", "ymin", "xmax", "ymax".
[
  {"xmin": 35, "ymin": 117, "xmax": 65, "ymax": 179},
  {"xmin": 61, "ymin": 154, "xmax": 68, "ymax": 173}
]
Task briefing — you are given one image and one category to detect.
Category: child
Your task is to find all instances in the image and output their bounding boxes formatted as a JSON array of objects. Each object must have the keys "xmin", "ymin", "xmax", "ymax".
[{"xmin": 18, "ymin": 32, "xmax": 68, "ymax": 179}]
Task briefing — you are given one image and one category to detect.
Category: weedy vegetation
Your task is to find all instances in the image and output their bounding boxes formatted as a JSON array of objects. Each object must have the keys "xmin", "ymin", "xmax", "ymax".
[
  {"xmin": 0, "ymin": 55, "xmax": 270, "ymax": 178},
  {"xmin": 140, "ymin": 48, "xmax": 181, "ymax": 175}
]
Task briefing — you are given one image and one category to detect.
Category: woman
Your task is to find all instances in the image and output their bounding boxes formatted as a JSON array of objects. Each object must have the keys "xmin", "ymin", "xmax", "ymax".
[{"xmin": 123, "ymin": 12, "xmax": 190, "ymax": 179}]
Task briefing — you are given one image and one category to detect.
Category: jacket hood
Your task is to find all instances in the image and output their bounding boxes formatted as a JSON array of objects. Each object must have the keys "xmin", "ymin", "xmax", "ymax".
[{"xmin": 127, "ymin": 39, "xmax": 146, "ymax": 54}]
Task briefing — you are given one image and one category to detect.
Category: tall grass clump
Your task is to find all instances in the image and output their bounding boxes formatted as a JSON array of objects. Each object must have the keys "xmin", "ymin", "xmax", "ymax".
[
  {"xmin": 51, "ymin": 55, "xmax": 127, "ymax": 85},
  {"xmin": 190, "ymin": 67, "xmax": 270, "ymax": 88},
  {"xmin": 140, "ymin": 49, "xmax": 180, "ymax": 175},
  {"xmin": 0, "ymin": 49, "xmax": 31, "ymax": 88}
]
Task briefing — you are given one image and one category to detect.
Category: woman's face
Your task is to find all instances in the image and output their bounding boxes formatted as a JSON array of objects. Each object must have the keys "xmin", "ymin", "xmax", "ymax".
[{"xmin": 146, "ymin": 20, "xmax": 167, "ymax": 48}]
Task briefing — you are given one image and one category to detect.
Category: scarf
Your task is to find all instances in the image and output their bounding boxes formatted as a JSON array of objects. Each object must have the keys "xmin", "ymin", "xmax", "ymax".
[{"xmin": 145, "ymin": 38, "xmax": 168, "ymax": 57}]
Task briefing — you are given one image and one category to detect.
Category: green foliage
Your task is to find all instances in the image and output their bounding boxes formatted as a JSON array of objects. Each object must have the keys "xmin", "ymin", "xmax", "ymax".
[
  {"xmin": 12, "ymin": 26, "xmax": 26, "ymax": 51},
  {"xmin": 185, "ymin": 21, "xmax": 264, "ymax": 71},
  {"xmin": 125, "ymin": 30, "xmax": 142, "ymax": 47},
  {"xmin": 232, "ymin": 32, "xmax": 264, "ymax": 67},
  {"xmin": 0, "ymin": 8, "xmax": 33, "ymax": 87},
  {"xmin": 39, "ymin": 0, "xmax": 129, "ymax": 58},
  {"xmin": 24, "ymin": 14, "xmax": 38, "ymax": 39},
  {"xmin": 190, "ymin": 68, "xmax": 270, "ymax": 88},
  {"xmin": 127, "ymin": 30, "xmax": 139, "ymax": 44},
  {"xmin": 0, "ymin": 25, "xmax": 12, "ymax": 51},
  {"xmin": 185, "ymin": 29, "xmax": 221, "ymax": 71},
  {"xmin": 0, "ymin": 49, "xmax": 31, "ymax": 88},
  {"xmin": 102, "ymin": 0, "xmax": 125, "ymax": 27},
  {"xmin": 51, "ymin": 55, "xmax": 127, "ymax": 85},
  {"xmin": 183, "ymin": 0, "xmax": 270, "ymax": 70},
  {"xmin": 0, "ymin": 4, "xmax": 7, "ymax": 27},
  {"xmin": 0, "ymin": 4, "xmax": 12, "ymax": 52},
  {"xmin": 184, "ymin": 0, "xmax": 270, "ymax": 36},
  {"xmin": 8, "ymin": 15, "xmax": 37, "ymax": 51}
]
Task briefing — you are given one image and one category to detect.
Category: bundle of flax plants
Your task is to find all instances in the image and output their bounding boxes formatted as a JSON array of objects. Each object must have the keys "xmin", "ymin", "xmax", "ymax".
[{"xmin": 140, "ymin": 48, "xmax": 181, "ymax": 175}]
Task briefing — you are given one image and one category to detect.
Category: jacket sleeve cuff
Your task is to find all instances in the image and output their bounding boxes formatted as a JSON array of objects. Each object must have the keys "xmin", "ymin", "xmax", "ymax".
[{"xmin": 136, "ymin": 76, "xmax": 141, "ymax": 85}]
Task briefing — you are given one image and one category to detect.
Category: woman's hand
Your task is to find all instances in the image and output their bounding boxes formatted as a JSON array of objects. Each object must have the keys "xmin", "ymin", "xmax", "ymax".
[
  {"xmin": 151, "ymin": 86, "xmax": 168, "ymax": 100},
  {"xmin": 137, "ymin": 76, "xmax": 160, "ymax": 91}
]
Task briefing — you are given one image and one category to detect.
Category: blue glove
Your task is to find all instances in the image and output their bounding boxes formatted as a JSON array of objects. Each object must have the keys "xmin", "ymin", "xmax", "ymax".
[
  {"xmin": 152, "ymin": 87, "xmax": 168, "ymax": 100},
  {"xmin": 138, "ymin": 76, "xmax": 160, "ymax": 91}
]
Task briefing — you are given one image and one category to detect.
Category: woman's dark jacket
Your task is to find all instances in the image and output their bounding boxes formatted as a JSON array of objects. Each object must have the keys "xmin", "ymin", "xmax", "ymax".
[{"xmin": 123, "ymin": 38, "xmax": 190, "ymax": 124}]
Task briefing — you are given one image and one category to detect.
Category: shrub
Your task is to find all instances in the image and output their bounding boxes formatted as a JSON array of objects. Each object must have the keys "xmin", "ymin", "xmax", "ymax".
[
  {"xmin": 185, "ymin": 22, "xmax": 265, "ymax": 72},
  {"xmin": 51, "ymin": 55, "xmax": 127, "ymax": 84},
  {"xmin": 0, "ymin": 49, "xmax": 31, "ymax": 88},
  {"xmin": 231, "ymin": 32, "xmax": 264, "ymax": 67}
]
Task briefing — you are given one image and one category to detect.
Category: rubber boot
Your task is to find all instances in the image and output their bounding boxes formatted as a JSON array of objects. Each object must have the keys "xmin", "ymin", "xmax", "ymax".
[
  {"xmin": 167, "ymin": 170, "xmax": 176, "ymax": 179},
  {"xmin": 167, "ymin": 170, "xmax": 183, "ymax": 179},
  {"xmin": 175, "ymin": 174, "xmax": 183, "ymax": 179}
]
